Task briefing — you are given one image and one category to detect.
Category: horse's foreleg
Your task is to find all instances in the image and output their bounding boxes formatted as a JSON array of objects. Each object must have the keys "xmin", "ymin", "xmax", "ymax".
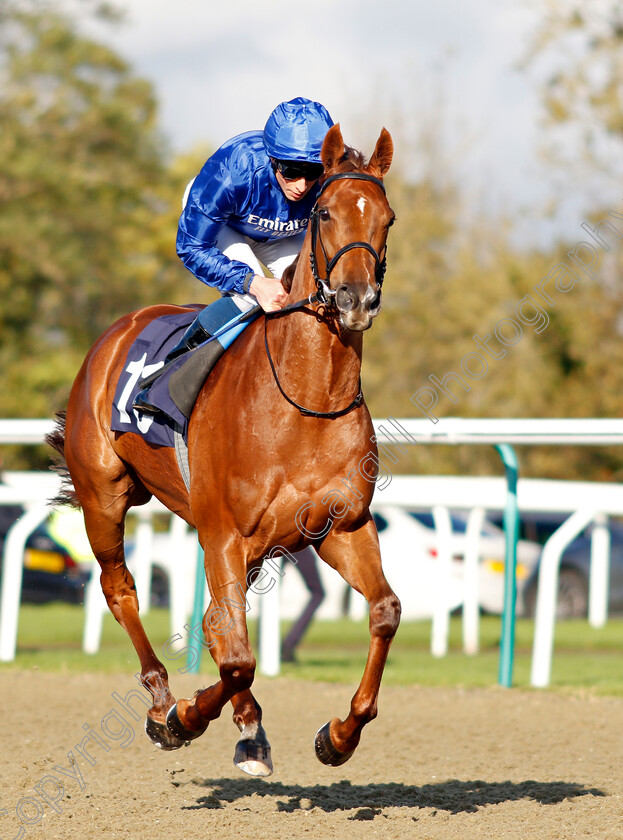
[
  {"xmin": 166, "ymin": 597, "xmax": 253, "ymax": 732},
  {"xmin": 314, "ymin": 519, "xmax": 401, "ymax": 766}
]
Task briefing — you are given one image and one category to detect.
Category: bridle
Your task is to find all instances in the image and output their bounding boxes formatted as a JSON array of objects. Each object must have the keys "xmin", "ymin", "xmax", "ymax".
[
  {"xmin": 309, "ymin": 172, "xmax": 388, "ymax": 306},
  {"xmin": 264, "ymin": 170, "xmax": 388, "ymax": 419}
]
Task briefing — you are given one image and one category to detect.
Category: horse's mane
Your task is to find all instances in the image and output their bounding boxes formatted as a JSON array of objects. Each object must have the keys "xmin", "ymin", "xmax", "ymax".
[{"xmin": 325, "ymin": 145, "xmax": 367, "ymax": 176}]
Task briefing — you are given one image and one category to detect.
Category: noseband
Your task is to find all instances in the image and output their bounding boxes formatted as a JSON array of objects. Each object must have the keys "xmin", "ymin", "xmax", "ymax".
[{"xmin": 309, "ymin": 172, "xmax": 388, "ymax": 306}]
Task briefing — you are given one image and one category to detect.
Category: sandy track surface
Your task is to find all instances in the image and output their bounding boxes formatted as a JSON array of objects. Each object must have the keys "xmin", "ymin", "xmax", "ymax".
[{"xmin": 1, "ymin": 671, "xmax": 620, "ymax": 839}]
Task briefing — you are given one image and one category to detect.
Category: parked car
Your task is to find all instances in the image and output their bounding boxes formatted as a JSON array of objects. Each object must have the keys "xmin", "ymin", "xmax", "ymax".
[
  {"xmin": 123, "ymin": 529, "xmax": 199, "ymax": 611},
  {"xmin": 364, "ymin": 505, "xmax": 464, "ymax": 620},
  {"xmin": 0, "ymin": 506, "xmax": 89, "ymax": 605},
  {"xmin": 405, "ymin": 508, "xmax": 541, "ymax": 615},
  {"xmin": 347, "ymin": 505, "xmax": 541, "ymax": 620},
  {"xmin": 488, "ymin": 512, "xmax": 623, "ymax": 619}
]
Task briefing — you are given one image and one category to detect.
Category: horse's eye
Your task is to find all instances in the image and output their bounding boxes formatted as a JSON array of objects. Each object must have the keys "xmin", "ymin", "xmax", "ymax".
[
  {"xmin": 388, "ymin": 216, "xmax": 396, "ymax": 227},
  {"xmin": 318, "ymin": 207, "xmax": 330, "ymax": 221}
]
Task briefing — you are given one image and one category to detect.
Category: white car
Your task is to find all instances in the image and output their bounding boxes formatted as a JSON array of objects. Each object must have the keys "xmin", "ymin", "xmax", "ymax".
[
  {"xmin": 351, "ymin": 505, "xmax": 463, "ymax": 620},
  {"xmin": 347, "ymin": 505, "xmax": 541, "ymax": 620},
  {"xmin": 410, "ymin": 508, "xmax": 541, "ymax": 614}
]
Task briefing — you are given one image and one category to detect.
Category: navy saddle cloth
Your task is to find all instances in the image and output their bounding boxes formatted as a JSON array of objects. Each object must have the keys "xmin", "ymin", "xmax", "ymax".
[{"xmin": 111, "ymin": 307, "xmax": 258, "ymax": 447}]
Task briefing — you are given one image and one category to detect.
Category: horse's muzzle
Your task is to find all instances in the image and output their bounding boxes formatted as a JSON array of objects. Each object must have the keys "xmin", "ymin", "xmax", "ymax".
[{"xmin": 335, "ymin": 283, "xmax": 382, "ymax": 331}]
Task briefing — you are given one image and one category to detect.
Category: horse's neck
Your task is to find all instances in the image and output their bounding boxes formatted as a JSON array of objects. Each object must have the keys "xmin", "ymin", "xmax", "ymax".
[{"xmin": 270, "ymin": 262, "xmax": 363, "ymax": 412}]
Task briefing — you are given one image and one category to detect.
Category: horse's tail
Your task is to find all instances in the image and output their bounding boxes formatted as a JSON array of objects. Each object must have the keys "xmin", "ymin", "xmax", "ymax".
[{"xmin": 45, "ymin": 410, "xmax": 81, "ymax": 508}]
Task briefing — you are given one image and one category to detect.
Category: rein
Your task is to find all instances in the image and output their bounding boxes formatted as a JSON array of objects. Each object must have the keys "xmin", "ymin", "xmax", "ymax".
[
  {"xmin": 264, "ymin": 171, "xmax": 387, "ymax": 419},
  {"xmin": 264, "ymin": 291, "xmax": 364, "ymax": 419},
  {"xmin": 264, "ymin": 317, "xmax": 363, "ymax": 419}
]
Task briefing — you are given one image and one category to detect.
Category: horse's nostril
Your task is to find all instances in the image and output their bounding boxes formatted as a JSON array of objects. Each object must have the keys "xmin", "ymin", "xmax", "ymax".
[
  {"xmin": 369, "ymin": 289, "xmax": 382, "ymax": 312},
  {"xmin": 335, "ymin": 284, "xmax": 358, "ymax": 312}
]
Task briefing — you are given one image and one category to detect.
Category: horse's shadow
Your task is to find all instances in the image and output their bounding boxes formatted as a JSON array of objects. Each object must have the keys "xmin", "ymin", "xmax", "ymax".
[{"xmin": 180, "ymin": 777, "xmax": 605, "ymax": 818}]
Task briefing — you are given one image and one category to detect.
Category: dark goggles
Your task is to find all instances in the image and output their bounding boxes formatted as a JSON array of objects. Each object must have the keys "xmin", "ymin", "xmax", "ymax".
[{"xmin": 271, "ymin": 158, "xmax": 324, "ymax": 182}]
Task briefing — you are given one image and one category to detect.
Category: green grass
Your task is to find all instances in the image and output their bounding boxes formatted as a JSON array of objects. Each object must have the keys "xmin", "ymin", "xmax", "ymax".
[
  {"xmin": 283, "ymin": 614, "xmax": 623, "ymax": 695},
  {"xmin": 2, "ymin": 604, "xmax": 623, "ymax": 695},
  {"xmin": 3, "ymin": 603, "xmax": 172, "ymax": 673}
]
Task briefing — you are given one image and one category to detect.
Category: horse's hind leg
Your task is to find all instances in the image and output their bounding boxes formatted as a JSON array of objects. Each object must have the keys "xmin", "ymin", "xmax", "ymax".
[
  {"xmin": 165, "ymin": 595, "xmax": 272, "ymax": 775},
  {"xmin": 230, "ymin": 690, "xmax": 273, "ymax": 776},
  {"xmin": 64, "ymin": 436, "xmax": 187, "ymax": 750},
  {"xmin": 164, "ymin": 538, "xmax": 273, "ymax": 775},
  {"xmin": 314, "ymin": 518, "xmax": 401, "ymax": 766},
  {"xmin": 81, "ymin": 500, "xmax": 189, "ymax": 749}
]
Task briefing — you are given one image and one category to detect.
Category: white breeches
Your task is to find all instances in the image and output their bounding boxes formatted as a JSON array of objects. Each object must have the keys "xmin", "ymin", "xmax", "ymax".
[{"xmin": 183, "ymin": 177, "xmax": 305, "ymax": 312}]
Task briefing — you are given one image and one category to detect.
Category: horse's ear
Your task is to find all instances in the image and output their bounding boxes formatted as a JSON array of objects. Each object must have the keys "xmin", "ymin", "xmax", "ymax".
[
  {"xmin": 368, "ymin": 128, "xmax": 393, "ymax": 178},
  {"xmin": 321, "ymin": 123, "xmax": 345, "ymax": 172}
]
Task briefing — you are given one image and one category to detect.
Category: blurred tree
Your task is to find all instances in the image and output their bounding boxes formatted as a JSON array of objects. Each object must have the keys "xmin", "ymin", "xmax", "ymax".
[
  {"xmin": 362, "ymin": 173, "xmax": 558, "ymax": 478},
  {"xmin": 0, "ymin": 2, "xmax": 201, "ymax": 465},
  {"xmin": 514, "ymin": 0, "xmax": 623, "ymax": 478},
  {"xmin": 357, "ymin": 15, "xmax": 623, "ymax": 482},
  {"xmin": 524, "ymin": 1, "xmax": 623, "ymax": 178},
  {"xmin": 363, "ymin": 150, "xmax": 623, "ymax": 481}
]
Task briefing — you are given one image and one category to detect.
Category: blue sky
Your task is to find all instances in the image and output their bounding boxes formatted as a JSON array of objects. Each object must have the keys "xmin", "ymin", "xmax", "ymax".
[{"xmin": 78, "ymin": 0, "xmax": 620, "ymax": 248}]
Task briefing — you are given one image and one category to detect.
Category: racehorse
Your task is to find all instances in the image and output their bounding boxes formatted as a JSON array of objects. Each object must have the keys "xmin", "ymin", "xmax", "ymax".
[{"xmin": 47, "ymin": 124, "xmax": 400, "ymax": 776}]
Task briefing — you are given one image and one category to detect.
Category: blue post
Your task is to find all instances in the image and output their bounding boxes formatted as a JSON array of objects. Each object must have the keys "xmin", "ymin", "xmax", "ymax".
[
  {"xmin": 495, "ymin": 443, "xmax": 519, "ymax": 688},
  {"xmin": 186, "ymin": 538, "xmax": 205, "ymax": 674}
]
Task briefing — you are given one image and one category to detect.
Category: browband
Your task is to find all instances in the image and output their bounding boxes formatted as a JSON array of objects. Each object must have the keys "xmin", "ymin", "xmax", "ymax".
[{"xmin": 317, "ymin": 172, "xmax": 386, "ymax": 198}]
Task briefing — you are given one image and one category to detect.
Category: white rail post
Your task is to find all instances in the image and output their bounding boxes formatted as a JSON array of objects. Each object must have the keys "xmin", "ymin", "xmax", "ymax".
[
  {"xmin": 259, "ymin": 562, "xmax": 281, "ymax": 676},
  {"xmin": 530, "ymin": 507, "xmax": 597, "ymax": 688},
  {"xmin": 167, "ymin": 515, "xmax": 193, "ymax": 637},
  {"xmin": 132, "ymin": 507, "xmax": 155, "ymax": 615},
  {"xmin": 588, "ymin": 513, "xmax": 610, "ymax": 628},
  {"xmin": 82, "ymin": 566, "xmax": 107, "ymax": 654},
  {"xmin": 0, "ymin": 504, "xmax": 51, "ymax": 661},
  {"xmin": 431, "ymin": 505, "xmax": 453, "ymax": 658},
  {"xmin": 463, "ymin": 506, "xmax": 484, "ymax": 655}
]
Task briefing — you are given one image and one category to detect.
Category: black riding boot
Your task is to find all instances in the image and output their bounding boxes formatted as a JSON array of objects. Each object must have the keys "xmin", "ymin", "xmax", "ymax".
[
  {"xmin": 163, "ymin": 319, "xmax": 212, "ymax": 363},
  {"xmin": 132, "ymin": 319, "xmax": 212, "ymax": 415}
]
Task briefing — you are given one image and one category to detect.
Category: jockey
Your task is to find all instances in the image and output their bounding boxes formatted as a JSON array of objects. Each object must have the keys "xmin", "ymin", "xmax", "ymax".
[{"xmin": 133, "ymin": 97, "xmax": 334, "ymax": 414}]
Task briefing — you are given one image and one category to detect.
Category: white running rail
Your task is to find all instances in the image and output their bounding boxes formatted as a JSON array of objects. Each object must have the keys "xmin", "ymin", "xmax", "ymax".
[{"xmin": 2, "ymin": 417, "xmax": 623, "ymax": 687}]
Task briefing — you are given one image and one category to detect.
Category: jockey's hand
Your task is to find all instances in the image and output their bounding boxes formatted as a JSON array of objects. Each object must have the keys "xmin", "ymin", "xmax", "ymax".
[{"xmin": 249, "ymin": 275, "xmax": 288, "ymax": 312}]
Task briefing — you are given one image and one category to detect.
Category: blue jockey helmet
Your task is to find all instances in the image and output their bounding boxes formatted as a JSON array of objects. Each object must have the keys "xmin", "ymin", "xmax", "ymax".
[{"xmin": 263, "ymin": 97, "xmax": 334, "ymax": 163}]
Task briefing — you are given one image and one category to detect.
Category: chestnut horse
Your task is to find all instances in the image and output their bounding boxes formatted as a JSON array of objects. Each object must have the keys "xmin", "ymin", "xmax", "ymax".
[{"xmin": 47, "ymin": 124, "xmax": 400, "ymax": 776}]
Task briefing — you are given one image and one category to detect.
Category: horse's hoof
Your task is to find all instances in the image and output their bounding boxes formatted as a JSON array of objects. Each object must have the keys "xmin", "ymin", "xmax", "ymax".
[
  {"xmin": 233, "ymin": 726, "xmax": 273, "ymax": 777},
  {"xmin": 166, "ymin": 703, "xmax": 208, "ymax": 743},
  {"xmin": 144, "ymin": 715, "xmax": 190, "ymax": 751},
  {"xmin": 314, "ymin": 721, "xmax": 355, "ymax": 767}
]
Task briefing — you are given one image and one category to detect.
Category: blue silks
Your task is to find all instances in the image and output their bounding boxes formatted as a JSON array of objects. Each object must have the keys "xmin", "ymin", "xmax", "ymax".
[{"xmin": 177, "ymin": 132, "xmax": 320, "ymax": 296}]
